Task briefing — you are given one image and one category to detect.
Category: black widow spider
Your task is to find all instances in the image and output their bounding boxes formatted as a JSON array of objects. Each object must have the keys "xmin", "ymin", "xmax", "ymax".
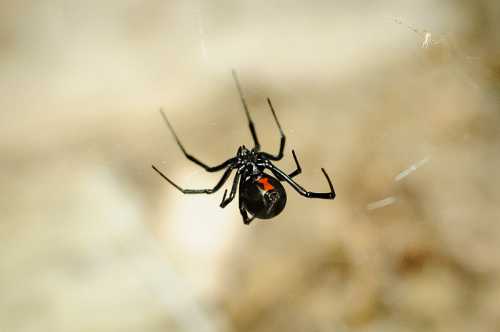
[{"xmin": 152, "ymin": 70, "xmax": 336, "ymax": 225}]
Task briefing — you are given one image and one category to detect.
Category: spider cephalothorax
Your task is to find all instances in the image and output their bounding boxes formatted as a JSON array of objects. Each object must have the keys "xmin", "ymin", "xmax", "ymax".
[{"xmin": 152, "ymin": 70, "xmax": 336, "ymax": 225}]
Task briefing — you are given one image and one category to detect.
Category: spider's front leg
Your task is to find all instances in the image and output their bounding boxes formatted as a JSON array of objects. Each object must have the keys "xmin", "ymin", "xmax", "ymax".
[
  {"xmin": 232, "ymin": 70, "xmax": 261, "ymax": 151},
  {"xmin": 257, "ymin": 98, "xmax": 287, "ymax": 161},
  {"xmin": 232, "ymin": 71, "xmax": 285, "ymax": 158},
  {"xmin": 158, "ymin": 109, "xmax": 235, "ymax": 172}
]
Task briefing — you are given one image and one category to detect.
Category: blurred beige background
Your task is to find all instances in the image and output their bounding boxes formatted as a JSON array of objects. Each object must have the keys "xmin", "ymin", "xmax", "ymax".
[{"xmin": 1, "ymin": 1, "xmax": 500, "ymax": 331}]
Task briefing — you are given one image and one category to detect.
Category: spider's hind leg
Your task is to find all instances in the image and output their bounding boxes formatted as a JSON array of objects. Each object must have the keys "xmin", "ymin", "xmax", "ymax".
[
  {"xmin": 266, "ymin": 162, "xmax": 336, "ymax": 200},
  {"xmin": 239, "ymin": 201, "xmax": 256, "ymax": 225},
  {"xmin": 237, "ymin": 181, "xmax": 256, "ymax": 225},
  {"xmin": 285, "ymin": 150, "xmax": 302, "ymax": 179},
  {"xmin": 220, "ymin": 171, "xmax": 241, "ymax": 208}
]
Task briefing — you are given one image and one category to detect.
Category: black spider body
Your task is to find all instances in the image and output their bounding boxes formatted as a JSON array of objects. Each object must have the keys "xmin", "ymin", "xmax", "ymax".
[
  {"xmin": 240, "ymin": 173, "xmax": 287, "ymax": 219},
  {"xmin": 152, "ymin": 70, "xmax": 336, "ymax": 225},
  {"xmin": 233, "ymin": 146, "xmax": 288, "ymax": 219}
]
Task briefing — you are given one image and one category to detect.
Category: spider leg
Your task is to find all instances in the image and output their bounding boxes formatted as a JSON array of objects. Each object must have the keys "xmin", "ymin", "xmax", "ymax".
[
  {"xmin": 220, "ymin": 170, "xmax": 241, "ymax": 208},
  {"xmin": 285, "ymin": 149, "xmax": 302, "ymax": 179},
  {"xmin": 152, "ymin": 165, "xmax": 233, "ymax": 194},
  {"xmin": 238, "ymin": 195, "xmax": 256, "ymax": 225},
  {"xmin": 265, "ymin": 162, "xmax": 336, "ymax": 199},
  {"xmin": 158, "ymin": 109, "xmax": 234, "ymax": 172},
  {"xmin": 259, "ymin": 98, "xmax": 286, "ymax": 161},
  {"xmin": 232, "ymin": 69, "xmax": 260, "ymax": 151}
]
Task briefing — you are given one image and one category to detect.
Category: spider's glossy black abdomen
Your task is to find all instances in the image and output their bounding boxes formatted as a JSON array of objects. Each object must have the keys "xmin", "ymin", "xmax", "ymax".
[{"xmin": 240, "ymin": 174, "xmax": 287, "ymax": 219}]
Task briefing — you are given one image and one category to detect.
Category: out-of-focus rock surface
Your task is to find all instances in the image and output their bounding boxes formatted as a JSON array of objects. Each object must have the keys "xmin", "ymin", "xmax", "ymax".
[{"xmin": 1, "ymin": 1, "xmax": 500, "ymax": 331}]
